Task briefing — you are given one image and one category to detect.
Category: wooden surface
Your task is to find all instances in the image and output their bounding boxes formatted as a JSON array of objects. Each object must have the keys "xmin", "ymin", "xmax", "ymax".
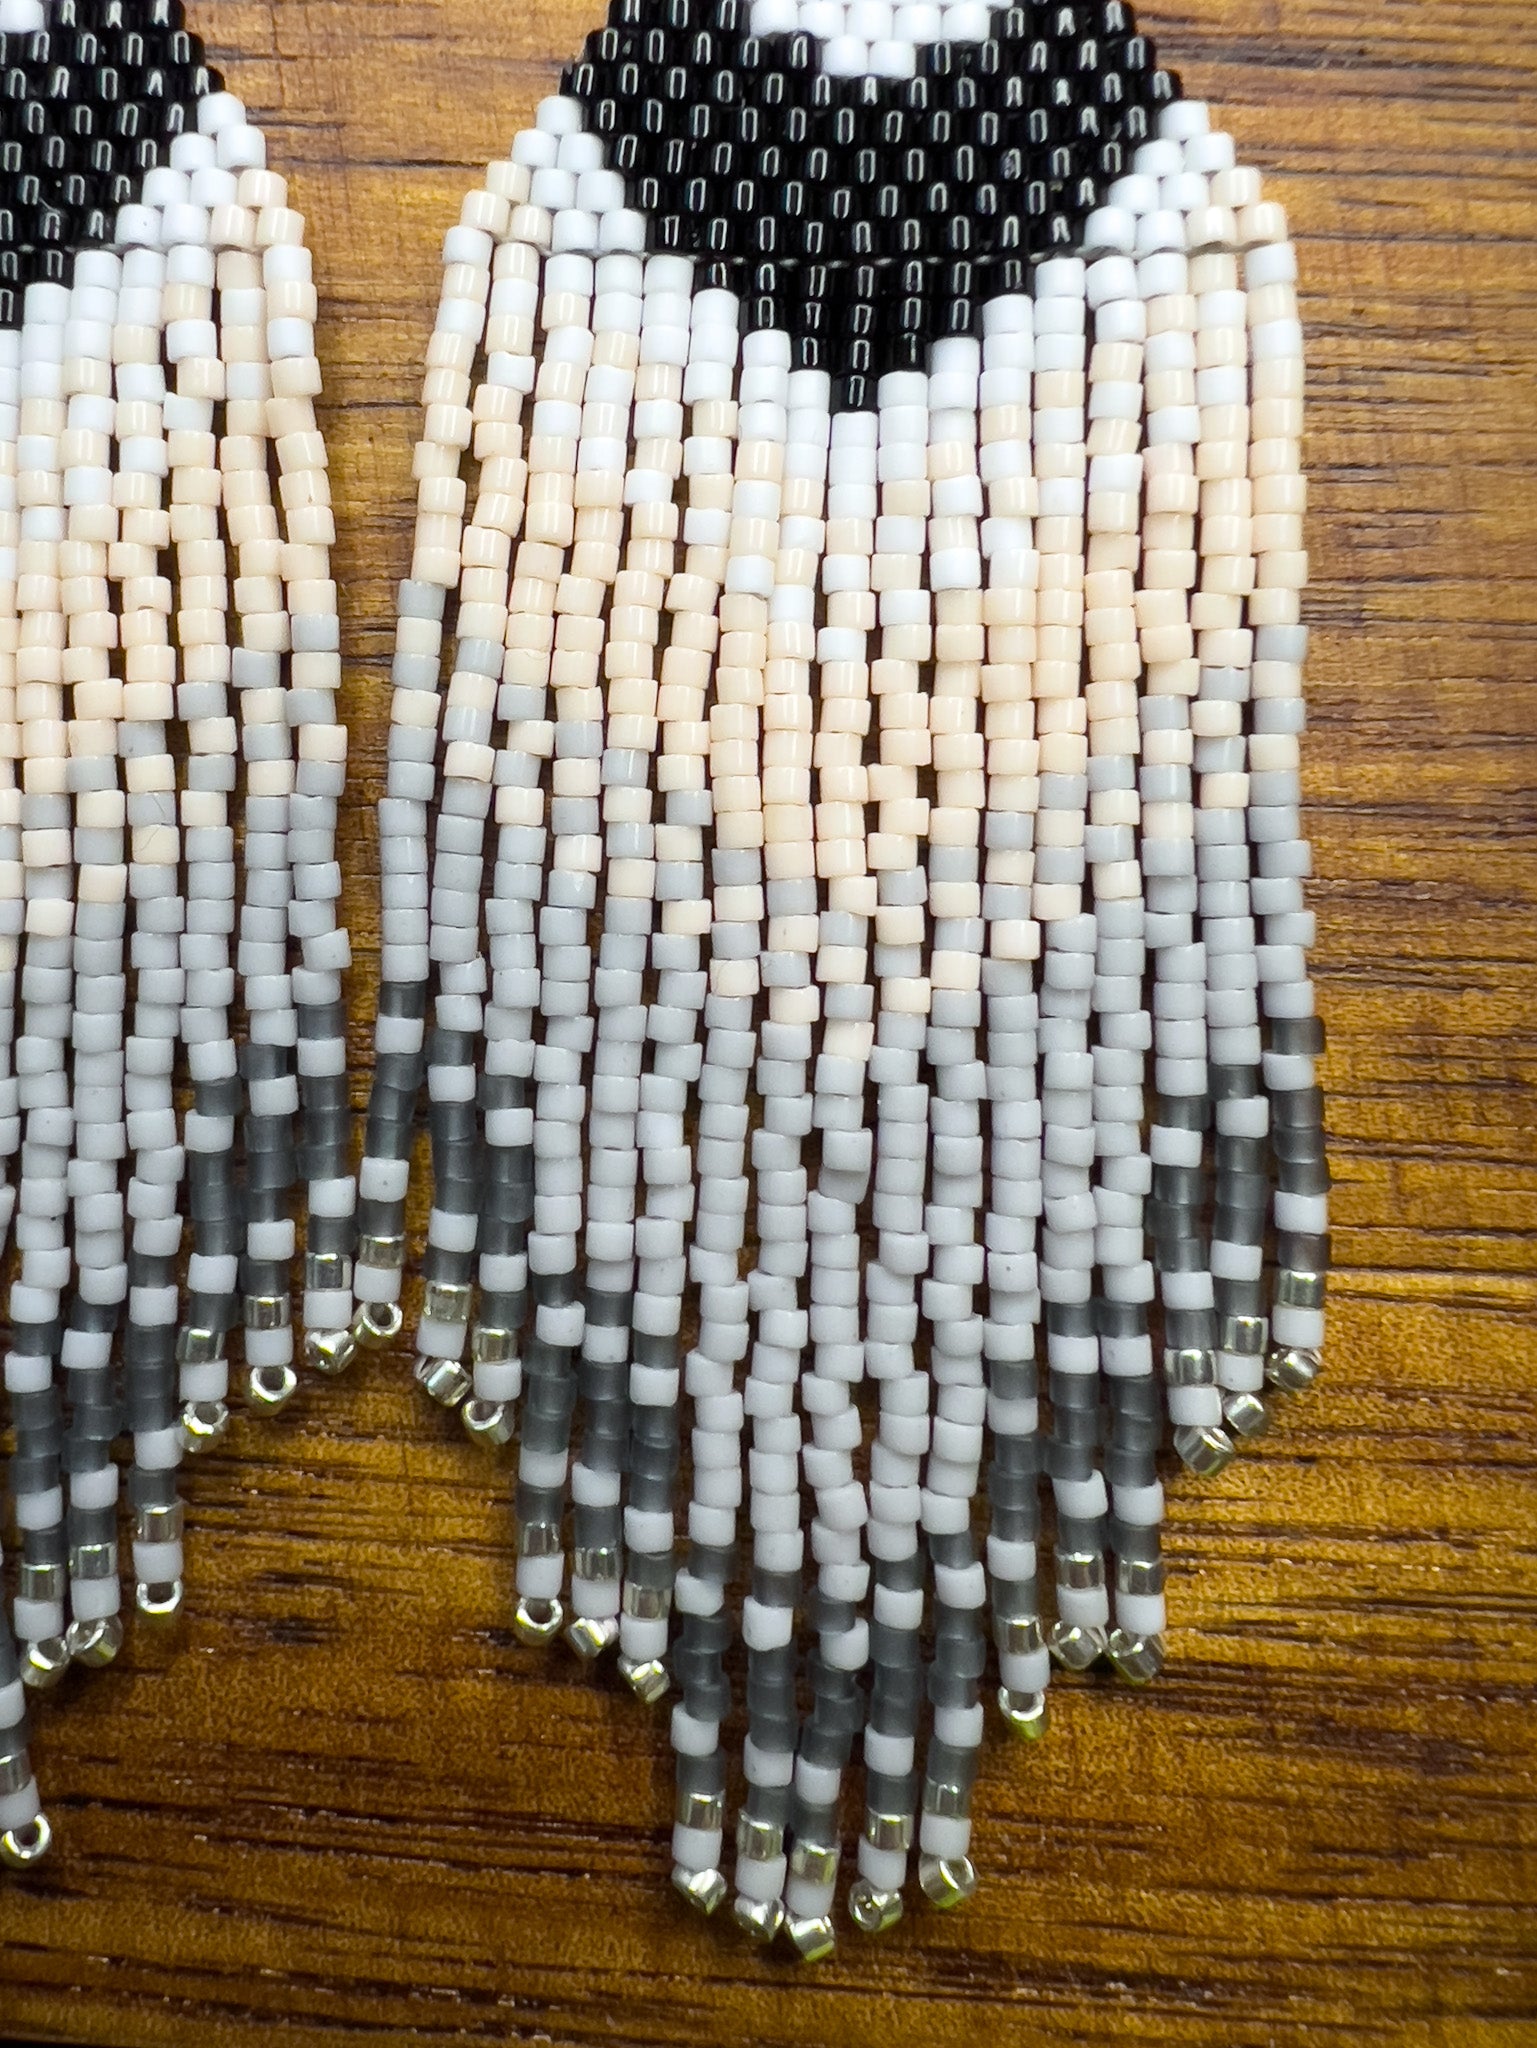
[{"xmin": 3, "ymin": 1, "xmax": 1536, "ymax": 2042}]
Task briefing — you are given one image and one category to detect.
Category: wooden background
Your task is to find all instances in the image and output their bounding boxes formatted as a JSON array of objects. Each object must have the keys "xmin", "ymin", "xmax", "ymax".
[{"xmin": 3, "ymin": 1, "xmax": 1536, "ymax": 2042}]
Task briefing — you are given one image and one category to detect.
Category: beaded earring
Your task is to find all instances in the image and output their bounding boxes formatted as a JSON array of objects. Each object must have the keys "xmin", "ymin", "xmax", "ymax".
[
  {"xmin": 0, "ymin": 0, "xmax": 353, "ymax": 1871},
  {"xmin": 359, "ymin": 0, "xmax": 1324, "ymax": 1954}
]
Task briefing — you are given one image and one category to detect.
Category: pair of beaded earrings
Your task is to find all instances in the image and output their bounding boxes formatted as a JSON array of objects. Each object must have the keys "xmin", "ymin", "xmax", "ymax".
[{"xmin": 2, "ymin": 0, "xmax": 1328, "ymax": 1963}]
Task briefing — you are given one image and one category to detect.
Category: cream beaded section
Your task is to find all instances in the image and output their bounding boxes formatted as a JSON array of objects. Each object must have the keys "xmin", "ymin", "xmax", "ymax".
[{"xmin": 358, "ymin": 81, "xmax": 1324, "ymax": 1955}]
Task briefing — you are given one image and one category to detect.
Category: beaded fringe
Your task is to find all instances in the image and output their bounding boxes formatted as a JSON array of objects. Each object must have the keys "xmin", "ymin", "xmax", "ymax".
[
  {"xmin": 0, "ymin": 0, "xmax": 353, "ymax": 1870},
  {"xmin": 357, "ymin": 6, "xmax": 1327, "ymax": 1959}
]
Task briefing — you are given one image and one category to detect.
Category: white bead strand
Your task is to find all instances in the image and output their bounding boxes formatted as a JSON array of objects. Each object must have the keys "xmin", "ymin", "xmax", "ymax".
[
  {"xmin": 853, "ymin": 366, "xmax": 937, "ymax": 1929},
  {"xmin": 118, "ymin": 180, "xmax": 195, "ymax": 1594},
  {"xmin": 8, "ymin": 277, "xmax": 75, "ymax": 1688},
  {"xmin": 1083, "ymin": 232, "xmax": 1165, "ymax": 1677},
  {"xmin": 666, "ymin": 285, "xmax": 745, "ymax": 1919},
  {"xmin": 0, "ymin": 303, "xmax": 47, "ymax": 1874},
  {"xmin": 977, "ymin": 293, "xmax": 1052, "ymax": 1745},
  {"xmin": 60, "ymin": 246, "xmax": 128, "ymax": 1667},
  {"xmin": 915, "ymin": 339, "xmax": 990, "ymax": 1912}
]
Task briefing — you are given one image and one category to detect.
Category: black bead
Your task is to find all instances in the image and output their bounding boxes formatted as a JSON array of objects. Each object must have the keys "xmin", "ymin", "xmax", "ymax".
[{"xmin": 563, "ymin": 0, "xmax": 1177, "ymax": 405}]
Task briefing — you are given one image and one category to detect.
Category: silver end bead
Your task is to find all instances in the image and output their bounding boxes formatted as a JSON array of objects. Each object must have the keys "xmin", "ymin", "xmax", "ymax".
[
  {"xmin": 732, "ymin": 1893, "xmax": 785, "ymax": 1945},
  {"xmin": 461, "ymin": 1397, "xmax": 515, "ymax": 1445},
  {"xmin": 414, "ymin": 1354, "xmax": 471, "ymax": 1408},
  {"xmin": 997, "ymin": 1686, "xmax": 1049, "ymax": 1740},
  {"xmin": 1223, "ymin": 1389, "xmax": 1270, "ymax": 1438},
  {"xmin": 304, "ymin": 1328, "xmax": 357, "ymax": 1377},
  {"xmin": 1266, "ymin": 1344, "xmax": 1323, "ymax": 1392},
  {"xmin": 918, "ymin": 1853, "xmax": 978, "ymax": 1909},
  {"xmin": 20, "ymin": 1637, "xmax": 71, "ymax": 1692},
  {"xmin": 1106, "ymin": 1630, "xmax": 1166, "ymax": 1685},
  {"xmin": 512, "ymin": 1597, "xmax": 564, "ymax": 1646},
  {"xmin": 135, "ymin": 1578, "xmax": 185, "ymax": 1622},
  {"xmin": 178, "ymin": 1398, "xmax": 230, "ymax": 1453},
  {"xmin": 617, "ymin": 1653, "xmax": 670, "ymax": 1705},
  {"xmin": 671, "ymin": 1865, "xmax": 727, "ymax": 1916},
  {"xmin": 65, "ymin": 1614, "xmax": 124, "ymax": 1669},
  {"xmin": 247, "ymin": 1361, "xmax": 300, "ymax": 1413},
  {"xmin": 847, "ymin": 1878, "xmax": 904, "ymax": 1934},
  {"xmin": 564, "ymin": 1614, "xmax": 619, "ymax": 1661},
  {"xmin": 0, "ymin": 1815, "xmax": 52, "ymax": 1871},
  {"xmin": 786, "ymin": 1914, "xmax": 837, "ymax": 1962},
  {"xmin": 1048, "ymin": 1619, "xmax": 1107, "ymax": 1671},
  {"xmin": 351, "ymin": 1299, "xmax": 404, "ymax": 1351},
  {"xmin": 1173, "ymin": 1423, "xmax": 1236, "ymax": 1476}
]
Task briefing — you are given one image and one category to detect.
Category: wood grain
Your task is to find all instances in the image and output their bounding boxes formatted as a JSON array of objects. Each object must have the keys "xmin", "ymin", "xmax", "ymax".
[{"xmin": 3, "ymin": 2, "xmax": 1536, "ymax": 2042}]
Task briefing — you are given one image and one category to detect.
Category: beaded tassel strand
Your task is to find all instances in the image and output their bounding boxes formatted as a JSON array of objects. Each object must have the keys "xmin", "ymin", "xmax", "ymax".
[
  {"xmin": 360, "ymin": 0, "xmax": 1328, "ymax": 1955},
  {"xmin": 0, "ymin": 3, "xmax": 353, "ymax": 1872}
]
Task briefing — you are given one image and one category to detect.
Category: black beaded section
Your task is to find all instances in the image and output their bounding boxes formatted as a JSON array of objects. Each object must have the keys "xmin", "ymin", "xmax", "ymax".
[
  {"xmin": 0, "ymin": 0, "xmax": 218, "ymax": 327},
  {"xmin": 567, "ymin": 0, "xmax": 1178, "ymax": 410}
]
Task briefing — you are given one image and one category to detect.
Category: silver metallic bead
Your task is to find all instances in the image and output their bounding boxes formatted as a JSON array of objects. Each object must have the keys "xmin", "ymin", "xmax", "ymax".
[
  {"xmin": 471, "ymin": 1325, "xmax": 519, "ymax": 1364},
  {"xmin": 243, "ymin": 1293, "xmax": 288, "ymax": 1332},
  {"xmin": 69, "ymin": 1541, "xmax": 117, "ymax": 1582},
  {"xmin": 18, "ymin": 1562, "xmax": 65, "ymax": 1604},
  {"xmin": 786, "ymin": 1913, "xmax": 837, "ymax": 1963},
  {"xmin": 414, "ymin": 1354, "xmax": 471, "ymax": 1408},
  {"xmin": 732, "ymin": 1893, "xmax": 785, "ymax": 1945},
  {"xmin": 66, "ymin": 1615, "xmax": 124, "ymax": 1669},
  {"xmin": 462, "ymin": 1397, "xmax": 515, "ymax": 1446},
  {"xmin": 997, "ymin": 1687, "xmax": 1049, "ymax": 1741},
  {"xmin": 918, "ymin": 1853, "xmax": 978, "ymax": 1910},
  {"xmin": 179, "ymin": 1398, "xmax": 230, "ymax": 1453},
  {"xmin": 736, "ymin": 1814, "xmax": 784, "ymax": 1862},
  {"xmin": 922, "ymin": 1780, "xmax": 970, "ymax": 1821},
  {"xmin": 1056, "ymin": 1549, "xmax": 1105, "ymax": 1592},
  {"xmin": 351, "ymin": 1300, "xmax": 404, "ymax": 1350},
  {"xmin": 356, "ymin": 1233, "xmax": 405, "ymax": 1271},
  {"xmin": 20, "ymin": 1637, "xmax": 70, "ymax": 1691},
  {"xmin": 863, "ymin": 1810, "xmax": 913, "ymax": 1853},
  {"xmin": 1163, "ymin": 1346, "xmax": 1217, "ymax": 1387},
  {"xmin": 0, "ymin": 1750, "xmax": 30, "ymax": 1796},
  {"xmin": 847, "ymin": 1879, "xmax": 904, "ymax": 1935},
  {"xmin": 1220, "ymin": 1313, "xmax": 1268, "ymax": 1357},
  {"xmin": 135, "ymin": 1503, "xmax": 184, "ymax": 1545},
  {"xmin": 788, "ymin": 1837, "xmax": 838, "ymax": 1886},
  {"xmin": 304, "ymin": 1327, "xmax": 358, "ymax": 1377},
  {"xmin": 1224, "ymin": 1390, "xmax": 1270, "ymax": 1439},
  {"xmin": 1049, "ymin": 1620, "xmax": 1108, "ymax": 1672},
  {"xmin": 1115, "ymin": 1556, "xmax": 1165, "ymax": 1596},
  {"xmin": 1275, "ymin": 1268, "xmax": 1326, "ymax": 1310},
  {"xmin": 422, "ymin": 1280, "xmax": 473, "ymax": 1326},
  {"xmin": 512, "ymin": 1597, "xmax": 563, "ymax": 1646},
  {"xmin": 994, "ymin": 1612, "xmax": 1045, "ymax": 1658},
  {"xmin": 564, "ymin": 1613, "xmax": 619, "ymax": 1661},
  {"xmin": 1106, "ymin": 1630, "xmax": 1166, "ymax": 1686},
  {"xmin": 305, "ymin": 1252, "xmax": 351, "ymax": 1291},
  {"xmin": 517, "ymin": 1520, "xmax": 562, "ymax": 1559},
  {"xmin": 175, "ymin": 1325, "xmax": 222, "ymax": 1366},
  {"xmin": 676, "ymin": 1789, "xmax": 725, "ymax": 1832},
  {"xmin": 671, "ymin": 1864, "xmax": 727, "ymax": 1916},
  {"xmin": 617, "ymin": 1653, "xmax": 669, "ymax": 1705},
  {"xmin": 573, "ymin": 1545, "xmax": 620, "ymax": 1584},
  {"xmin": 622, "ymin": 1581, "xmax": 672, "ymax": 1621},
  {"xmin": 136, "ymin": 1579, "xmax": 185, "ymax": 1622},
  {"xmin": 247, "ymin": 1362, "xmax": 299, "ymax": 1414},
  {"xmin": 1174, "ymin": 1423, "xmax": 1236, "ymax": 1476},
  {"xmin": 1267, "ymin": 1344, "xmax": 1323, "ymax": 1393},
  {"xmin": 0, "ymin": 1815, "xmax": 52, "ymax": 1872}
]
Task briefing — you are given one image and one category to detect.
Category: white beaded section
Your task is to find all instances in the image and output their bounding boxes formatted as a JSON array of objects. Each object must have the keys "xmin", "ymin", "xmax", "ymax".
[{"xmin": 749, "ymin": 0, "xmax": 1003, "ymax": 75}]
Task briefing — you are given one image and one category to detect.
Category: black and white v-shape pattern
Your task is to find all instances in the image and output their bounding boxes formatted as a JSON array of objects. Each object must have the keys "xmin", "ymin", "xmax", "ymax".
[{"xmin": 567, "ymin": 0, "xmax": 1180, "ymax": 408}]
